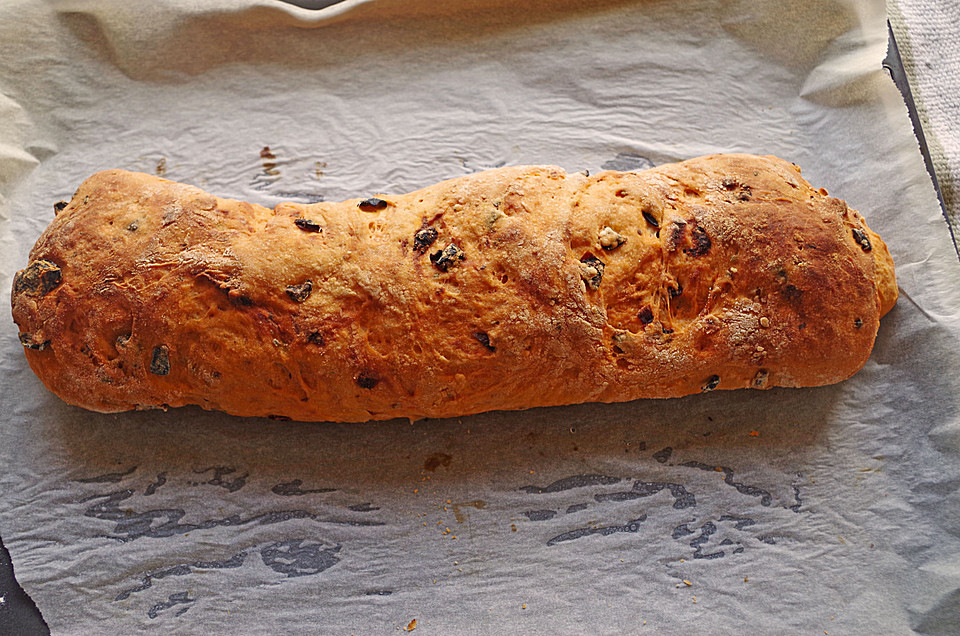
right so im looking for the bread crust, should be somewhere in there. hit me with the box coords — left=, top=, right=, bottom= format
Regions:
left=11, top=154, right=896, bottom=421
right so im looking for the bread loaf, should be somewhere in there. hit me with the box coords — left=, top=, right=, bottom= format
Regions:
left=11, top=154, right=896, bottom=422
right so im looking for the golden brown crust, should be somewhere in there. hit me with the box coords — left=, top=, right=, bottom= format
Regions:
left=11, top=154, right=897, bottom=421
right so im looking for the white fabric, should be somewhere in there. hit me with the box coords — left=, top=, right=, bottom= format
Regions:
left=890, top=0, right=960, bottom=249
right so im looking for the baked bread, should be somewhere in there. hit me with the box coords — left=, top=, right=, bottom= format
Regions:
left=11, top=154, right=896, bottom=422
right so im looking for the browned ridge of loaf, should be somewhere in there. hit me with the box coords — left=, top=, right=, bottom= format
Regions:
left=11, top=154, right=897, bottom=422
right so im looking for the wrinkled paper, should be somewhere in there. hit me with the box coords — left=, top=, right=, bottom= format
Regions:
left=2, top=0, right=959, bottom=633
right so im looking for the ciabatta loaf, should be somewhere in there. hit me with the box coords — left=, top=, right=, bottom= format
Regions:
left=12, top=154, right=897, bottom=422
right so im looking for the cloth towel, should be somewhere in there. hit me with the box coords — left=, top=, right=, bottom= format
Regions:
left=890, top=0, right=960, bottom=253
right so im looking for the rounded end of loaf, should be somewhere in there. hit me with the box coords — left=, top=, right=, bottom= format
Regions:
left=867, top=226, right=897, bottom=318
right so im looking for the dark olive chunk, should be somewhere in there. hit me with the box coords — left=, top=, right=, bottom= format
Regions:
left=14, top=260, right=62, bottom=297
left=430, top=243, right=465, bottom=272
left=356, top=374, right=379, bottom=389
left=294, top=218, right=322, bottom=232
left=578, top=254, right=605, bottom=290
left=18, top=333, right=50, bottom=351
left=637, top=306, right=654, bottom=325
left=722, top=178, right=752, bottom=200
left=413, top=227, right=439, bottom=253
left=683, top=226, right=711, bottom=258
left=358, top=198, right=389, bottom=212
left=286, top=280, right=313, bottom=303
left=150, top=346, right=170, bottom=376
left=851, top=228, right=872, bottom=252
left=473, top=331, right=496, bottom=352
left=702, top=375, right=720, bottom=392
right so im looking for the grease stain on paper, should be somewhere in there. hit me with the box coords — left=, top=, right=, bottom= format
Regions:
left=523, top=509, right=557, bottom=522
left=74, top=466, right=138, bottom=483
left=679, top=461, right=774, bottom=506
left=595, top=481, right=696, bottom=510
left=423, top=453, right=452, bottom=472
left=519, top=474, right=621, bottom=494
left=546, top=516, right=647, bottom=546
left=192, top=466, right=247, bottom=493
left=81, top=488, right=383, bottom=542
left=271, top=479, right=336, bottom=496
left=518, top=446, right=798, bottom=558
left=147, top=591, right=194, bottom=619
left=260, top=540, right=342, bottom=578
left=451, top=500, right=485, bottom=523
left=115, top=552, right=247, bottom=601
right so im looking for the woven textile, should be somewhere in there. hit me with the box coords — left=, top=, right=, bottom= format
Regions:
left=890, top=0, right=960, bottom=251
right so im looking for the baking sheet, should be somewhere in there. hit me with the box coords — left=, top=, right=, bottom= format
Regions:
left=2, top=0, right=960, bottom=633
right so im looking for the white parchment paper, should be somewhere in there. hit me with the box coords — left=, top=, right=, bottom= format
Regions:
left=2, top=0, right=959, bottom=633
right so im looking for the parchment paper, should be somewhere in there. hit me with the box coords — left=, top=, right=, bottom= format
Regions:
left=2, top=0, right=959, bottom=633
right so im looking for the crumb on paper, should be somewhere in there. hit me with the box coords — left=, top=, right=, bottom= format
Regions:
left=404, top=618, right=417, bottom=631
